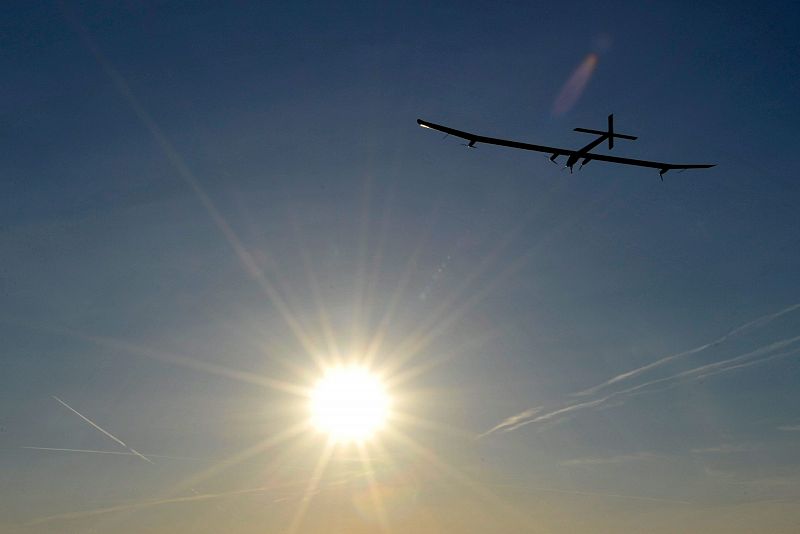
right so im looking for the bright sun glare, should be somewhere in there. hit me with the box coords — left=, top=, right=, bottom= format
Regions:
left=310, top=366, right=390, bottom=443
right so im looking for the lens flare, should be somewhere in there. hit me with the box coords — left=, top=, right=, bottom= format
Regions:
left=552, top=53, right=598, bottom=116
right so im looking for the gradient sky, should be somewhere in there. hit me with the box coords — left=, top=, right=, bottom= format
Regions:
left=3, top=1, right=800, bottom=532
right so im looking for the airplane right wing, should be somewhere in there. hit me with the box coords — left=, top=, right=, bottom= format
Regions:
left=573, top=152, right=716, bottom=176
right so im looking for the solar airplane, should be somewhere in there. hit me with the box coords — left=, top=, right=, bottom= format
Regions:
left=417, top=114, right=714, bottom=179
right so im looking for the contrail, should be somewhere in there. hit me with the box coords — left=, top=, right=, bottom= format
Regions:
left=572, top=303, right=800, bottom=398
left=484, top=335, right=800, bottom=436
left=582, top=339, right=800, bottom=414
left=489, top=396, right=608, bottom=434
left=528, top=338, right=800, bottom=431
left=52, top=396, right=153, bottom=464
left=21, top=446, right=196, bottom=461
left=683, top=346, right=800, bottom=382
left=477, top=407, right=542, bottom=439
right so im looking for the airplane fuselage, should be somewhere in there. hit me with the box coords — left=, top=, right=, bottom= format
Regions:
left=566, top=134, right=609, bottom=168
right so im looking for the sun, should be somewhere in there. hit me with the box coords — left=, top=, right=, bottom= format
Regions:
left=310, top=366, right=390, bottom=443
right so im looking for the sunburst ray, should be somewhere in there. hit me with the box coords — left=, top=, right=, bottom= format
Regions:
left=357, top=442, right=392, bottom=533
left=286, top=440, right=335, bottom=534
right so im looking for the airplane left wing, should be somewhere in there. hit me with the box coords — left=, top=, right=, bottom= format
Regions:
left=417, top=119, right=572, bottom=158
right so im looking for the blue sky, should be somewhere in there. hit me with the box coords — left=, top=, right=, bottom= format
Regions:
left=2, top=1, right=800, bottom=532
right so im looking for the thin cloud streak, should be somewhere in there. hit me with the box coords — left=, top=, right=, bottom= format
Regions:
left=52, top=396, right=153, bottom=464
left=690, top=444, right=757, bottom=454
left=573, top=303, right=800, bottom=398
left=18, top=462, right=366, bottom=528
left=20, top=484, right=305, bottom=527
left=491, top=482, right=691, bottom=505
left=559, top=451, right=664, bottom=466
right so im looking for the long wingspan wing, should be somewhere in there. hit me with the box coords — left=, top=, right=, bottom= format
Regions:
left=418, top=119, right=570, bottom=156
left=576, top=152, right=715, bottom=171
left=417, top=119, right=715, bottom=173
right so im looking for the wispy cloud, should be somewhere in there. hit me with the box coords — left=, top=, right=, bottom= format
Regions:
left=52, top=396, right=153, bottom=464
left=572, top=303, right=800, bottom=398
left=778, top=424, right=800, bottom=432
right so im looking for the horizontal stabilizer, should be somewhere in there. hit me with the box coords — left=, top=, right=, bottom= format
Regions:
left=574, top=127, right=638, bottom=140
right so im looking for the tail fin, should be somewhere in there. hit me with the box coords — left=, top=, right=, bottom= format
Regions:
left=608, top=114, right=614, bottom=149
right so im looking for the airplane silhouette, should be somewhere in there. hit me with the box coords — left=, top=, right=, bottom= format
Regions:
left=417, top=114, right=714, bottom=180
